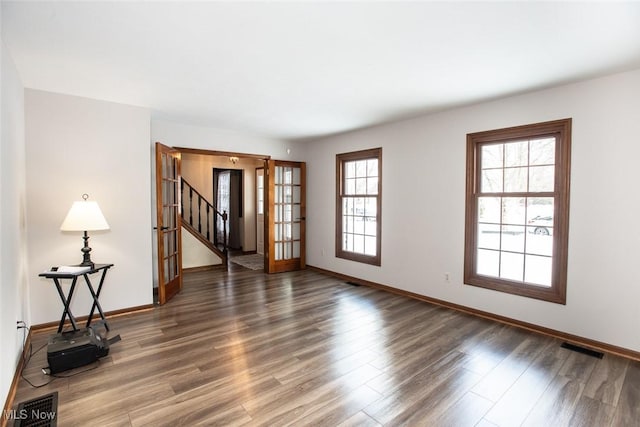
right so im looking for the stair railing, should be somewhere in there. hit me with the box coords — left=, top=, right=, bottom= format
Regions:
left=181, top=178, right=228, bottom=261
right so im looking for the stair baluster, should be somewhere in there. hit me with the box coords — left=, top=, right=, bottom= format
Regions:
left=206, top=204, right=210, bottom=241
left=197, top=194, right=202, bottom=233
left=189, top=186, right=193, bottom=226
left=180, top=179, right=184, bottom=219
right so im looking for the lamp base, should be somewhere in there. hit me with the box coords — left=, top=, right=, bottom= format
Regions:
left=80, top=231, right=95, bottom=269
left=78, top=260, right=95, bottom=268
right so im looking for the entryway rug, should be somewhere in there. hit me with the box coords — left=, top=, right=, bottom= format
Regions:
left=230, top=254, right=264, bottom=270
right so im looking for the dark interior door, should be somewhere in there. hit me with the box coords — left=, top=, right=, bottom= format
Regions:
left=213, top=168, right=242, bottom=249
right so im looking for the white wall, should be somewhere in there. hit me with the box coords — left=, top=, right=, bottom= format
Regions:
left=25, top=90, right=153, bottom=326
left=301, top=69, right=640, bottom=352
left=152, top=119, right=294, bottom=159
left=182, top=231, right=221, bottom=269
left=0, top=38, right=28, bottom=410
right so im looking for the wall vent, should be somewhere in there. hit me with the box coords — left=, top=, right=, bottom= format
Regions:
left=561, top=342, right=604, bottom=359
left=14, top=391, right=58, bottom=427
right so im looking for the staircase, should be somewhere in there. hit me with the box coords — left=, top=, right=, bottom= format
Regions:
left=181, top=178, right=228, bottom=267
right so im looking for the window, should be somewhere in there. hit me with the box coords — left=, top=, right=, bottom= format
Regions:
left=464, top=119, right=571, bottom=304
left=336, top=148, right=382, bottom=266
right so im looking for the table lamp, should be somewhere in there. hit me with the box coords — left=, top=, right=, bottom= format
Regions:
left=60, top=194, right=110, bottom=267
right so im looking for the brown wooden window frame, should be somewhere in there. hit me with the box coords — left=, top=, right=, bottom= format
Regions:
left=336, top=148, right=382, bottom=266
left=464, top=119, right=571, bottom=304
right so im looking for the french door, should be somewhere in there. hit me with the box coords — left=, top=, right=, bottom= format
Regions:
left=155, top=142, right=183, bottom=304
left=266, top=160, right=306, bottom=273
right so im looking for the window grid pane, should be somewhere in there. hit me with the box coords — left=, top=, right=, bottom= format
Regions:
left=477, top=136, right=557, bottom=288
left=274, top=165, right=302, bottom=261
left=476, top=193, right=555, bottom=287
left=344, top=160, right=378, bottom=196
left=342, top=195, right=377, bottom=256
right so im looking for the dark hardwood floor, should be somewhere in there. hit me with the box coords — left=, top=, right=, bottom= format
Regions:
left=12, top=266, right=640, bottom=426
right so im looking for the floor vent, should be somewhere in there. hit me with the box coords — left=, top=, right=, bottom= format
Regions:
left=346, top=281, right=361, bottom=287
left=14, top=391, right=58, bottom=427
left=561, top=342, right=604, bottom=359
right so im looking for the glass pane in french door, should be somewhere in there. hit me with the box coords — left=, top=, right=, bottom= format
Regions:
left=162, top=153, right=179, bottom=283
left=274, top=165, right=302, bottom=260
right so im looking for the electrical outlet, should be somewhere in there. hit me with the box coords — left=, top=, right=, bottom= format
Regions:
left=444, top=273, right=450, bottom=283
left=321, top=248, right=325, bottom=256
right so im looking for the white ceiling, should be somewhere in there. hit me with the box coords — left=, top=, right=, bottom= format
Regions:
left=3, top=1, right=640, bottom=142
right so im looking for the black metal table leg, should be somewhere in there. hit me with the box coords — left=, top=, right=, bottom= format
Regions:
left=53, top=276, right=79, bottom=333
left=85, top=268, right=109, bottom=331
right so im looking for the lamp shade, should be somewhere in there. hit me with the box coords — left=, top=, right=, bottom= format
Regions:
left=60, top=200, right=110, bottom=231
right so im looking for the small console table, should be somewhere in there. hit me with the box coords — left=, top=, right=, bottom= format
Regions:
left=40, top=263, right=114, bottom=333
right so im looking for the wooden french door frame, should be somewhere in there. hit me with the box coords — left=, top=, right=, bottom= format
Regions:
left=265, top=160, right=306, bottom=273
left=155, top=142, right=183, bottom=305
